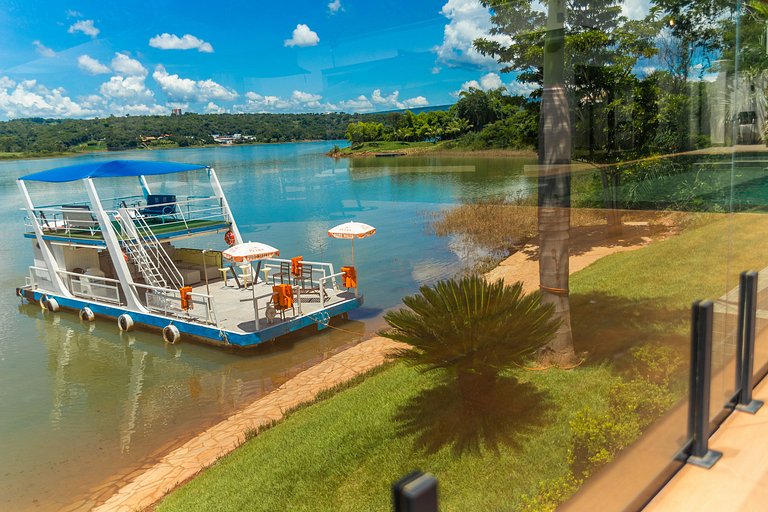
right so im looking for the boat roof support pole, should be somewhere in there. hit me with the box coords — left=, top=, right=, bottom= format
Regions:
left=17, top=180, right=72, bottom=297
left=138, top=175, right=152, bottom=197
left=83, top=178, right=148, bottom=313
left=208, top=167, right=243, bottom=244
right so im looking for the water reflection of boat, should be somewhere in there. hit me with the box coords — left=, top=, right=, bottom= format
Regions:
left=16, top=160, right=362, bottom=348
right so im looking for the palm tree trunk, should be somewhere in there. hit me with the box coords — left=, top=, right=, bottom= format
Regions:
left=538, top=0, right=576, bottom=366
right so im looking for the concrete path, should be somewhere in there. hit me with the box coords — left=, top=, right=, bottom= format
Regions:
left=91, top=336, right=405, bottom=512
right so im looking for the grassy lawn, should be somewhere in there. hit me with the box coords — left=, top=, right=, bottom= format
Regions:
left=157, top=212, right=768, bottom=512
left=570, top=212, right=768, bottom=362
left=157, top=363, right=619, bottom=512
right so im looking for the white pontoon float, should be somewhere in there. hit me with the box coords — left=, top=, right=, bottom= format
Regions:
left=15, top=160, right=362, bottom=347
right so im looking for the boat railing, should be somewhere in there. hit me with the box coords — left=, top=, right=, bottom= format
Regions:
left=27, top=265, right=55, bottom=291
left=57, top=269, right=123, bottom=305
left=119, top=196, right=227, bottom=232
left=131, top=282, right=219, bottom=326
left=263, top=258, right=339, bottom=291
left=23, top=196, right=227, bottom=240
left=319, top=272, right=346, bottom=308
left=26, top=266, right=124, bottom=305
left=23, top=205, right=102, bottom=238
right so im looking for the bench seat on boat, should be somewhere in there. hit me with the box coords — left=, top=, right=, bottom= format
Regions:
left=178, top=268, right=201, bottom=286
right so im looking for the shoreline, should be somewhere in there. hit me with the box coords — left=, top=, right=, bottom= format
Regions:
left=92, top=336, right=406, bottom=512
left=331, top=145, right=537, bottom=159
left=91, top=215, right=676, bottom=512
left=0, top=139, right=340, bottom=163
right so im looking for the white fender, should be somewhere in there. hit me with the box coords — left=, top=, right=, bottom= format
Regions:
left=44, top=297, right=60, bottom=312
left=163, top=324, right=181, bottom=344
left=118, top=314, right=134, bottom=331
left=79, top=307, right=95, bottom=322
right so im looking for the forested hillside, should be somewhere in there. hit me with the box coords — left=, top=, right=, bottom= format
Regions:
left=0, top=112, right=395, bottom=155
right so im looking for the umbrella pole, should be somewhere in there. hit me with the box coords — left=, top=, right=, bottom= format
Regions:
left=352, top=238, right=359, bottom=298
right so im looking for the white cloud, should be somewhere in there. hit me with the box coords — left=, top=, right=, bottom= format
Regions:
left=68, top=19, right=100, bottom=38
left=434, top=0, right=511, bottom=68
left=99, top=75, right=153, bottom=99
left=33, top=41, right=55, bottom=58
left=622, top=0, right=651, bottom=20
left=238, top=88, right=426, bottom=114
left=455, top=72, right=536, bottom=97
left=0, top=77, right=93, bottom=119
left=457, top=72, right=502, bottom=94
left=371, top=89, right=429, bottom=109
left=152, top=65, right=238, bottom=102
left=238, top=89, right=338, bottom=113
left=328, top=0, right=343, bottom=14
left=109, top=103, right=167, bottom=116
left=284, top=24, right=320, bottom=47
left=77, top=55, right=110, bottom=74
left=66, top=9, right=82, bottom=18
left=479, top=72, right=502, bottom=90
left=505, top=80, right=538, bottom=97
left=149, top=33, right=214, bottom=53
left=338, top=95, right=373, bottom=112
left=204, top=102, right=225, bottom=113
left=403, top=96, right=429, bottom=108
left=197, top=78, right=238, bottom=101
left=111, top=53, right=147, bottom=77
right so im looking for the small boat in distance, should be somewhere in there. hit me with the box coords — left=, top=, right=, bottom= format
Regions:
left=15, top=160, right=362, bottom=347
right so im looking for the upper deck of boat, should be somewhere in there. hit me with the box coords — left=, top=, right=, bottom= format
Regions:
left=23, top=194, right=230, bottom=246
left=25, top=218, right=230, bottom=245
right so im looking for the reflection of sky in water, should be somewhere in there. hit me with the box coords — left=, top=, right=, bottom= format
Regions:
left=0, top=142, right=535, bottom=510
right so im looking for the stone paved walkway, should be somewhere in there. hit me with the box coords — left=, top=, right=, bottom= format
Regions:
left=92, top=336, right=405, bottom=512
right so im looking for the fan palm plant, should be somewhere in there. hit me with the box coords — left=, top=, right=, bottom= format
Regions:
left=383, top=276, right=560, bottom=399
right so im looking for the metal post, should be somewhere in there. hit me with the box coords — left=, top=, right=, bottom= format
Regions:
left=736, top=271, right=763, bottom=413
left=687, top=300, right=722, bottom=468
left=393, top=471, right=438, bottom=512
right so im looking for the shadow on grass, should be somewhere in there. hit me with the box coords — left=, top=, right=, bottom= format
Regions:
left=570, top=292, right=689, bottom=365
left=394, top=375, right=551, bottom=456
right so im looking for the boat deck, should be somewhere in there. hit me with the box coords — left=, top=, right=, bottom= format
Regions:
left=192, top=277, right=356, bottom=335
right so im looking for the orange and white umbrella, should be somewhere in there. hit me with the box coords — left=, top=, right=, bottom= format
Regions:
left=328, top=221, right=376, bottom=267
left=222, top=241, right=280, bottom=262
left=222, top=241, right=280, bottom=328
left=327, top=221, right=376, bottom=240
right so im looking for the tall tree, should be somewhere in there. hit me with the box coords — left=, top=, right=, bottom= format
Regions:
left=537, top=0, right=577, bottom=365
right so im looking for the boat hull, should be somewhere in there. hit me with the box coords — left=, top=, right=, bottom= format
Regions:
left=16, top=287, right=363, bottom=348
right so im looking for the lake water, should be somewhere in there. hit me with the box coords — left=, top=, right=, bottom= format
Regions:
left=0, top=141, right=535, bottom=510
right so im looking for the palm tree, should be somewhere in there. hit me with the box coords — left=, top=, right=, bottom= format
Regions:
left=538, top=0, right=577, bottom=365
left=382, top=276, right=560, bottom=398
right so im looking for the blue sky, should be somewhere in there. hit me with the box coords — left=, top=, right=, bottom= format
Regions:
left=0, top=0, right=655, bottom=120
left=0, top=0, right=544, bottom=119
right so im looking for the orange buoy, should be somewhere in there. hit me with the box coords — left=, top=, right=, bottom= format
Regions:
left=224, top=230, right=236, bottom=246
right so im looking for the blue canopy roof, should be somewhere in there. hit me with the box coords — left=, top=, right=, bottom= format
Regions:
left=19, top=160, right=208, bottom=182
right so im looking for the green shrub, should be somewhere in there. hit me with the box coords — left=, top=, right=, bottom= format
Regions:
left=518, top=475, right=581, bottom=512
left=568, top=405, right=641, bottom=479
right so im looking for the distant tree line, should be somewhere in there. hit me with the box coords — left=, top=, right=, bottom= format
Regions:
left=0, top=112, right=395, bottom=154
left=345, top=88, right=539, bottom=150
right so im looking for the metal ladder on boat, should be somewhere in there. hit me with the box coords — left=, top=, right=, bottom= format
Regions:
left=116, top=208, right=183, bottom=291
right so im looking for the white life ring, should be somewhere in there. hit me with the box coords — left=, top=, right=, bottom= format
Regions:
left=79, top=307, right=95, bottom=322
left=118, top=314, right=134, bottom=331
left=163, top=324, right=181, bottom=344
left=45, top=297, right=60, bottom=312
